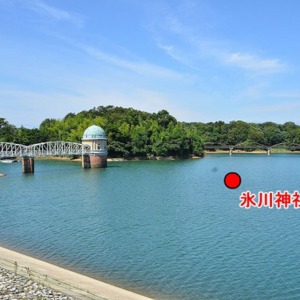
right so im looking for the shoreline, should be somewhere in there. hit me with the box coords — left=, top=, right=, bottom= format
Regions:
left=0, top=246, right=153, bottom=300
left=35, top=155, right=202, bottom=163
left=34, top=150, right=300, bottom=163
left=205, top=150, right=300, bottom=154
left=2, top=151, right=299, bottom=169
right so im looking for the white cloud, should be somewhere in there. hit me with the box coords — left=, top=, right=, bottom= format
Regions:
left=79, top=44, right=184, bottom=79
left=78, top=86, right=204, bottom=123
left=165, top=15, right=189, bottom=36
left=150, top=7, right=287, bottom=77
left=0, top=84, right=189, bottom=127
left=0, top=88, right=85, bottom=127
left=234, top=83, right=269, bottom=100
left=222, top=52, right=286, bottom=74
left=25, top=0, right=83, bottom=26
left=156, top=40, right=200, bottom=71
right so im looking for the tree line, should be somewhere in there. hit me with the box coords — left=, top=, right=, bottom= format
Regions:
left=1, top=106, right=300, bottom=158
left=189, top=120, right=300, bottom=146
left=0, top=106, right=203, bottom=158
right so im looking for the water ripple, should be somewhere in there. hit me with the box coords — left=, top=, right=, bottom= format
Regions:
left=1, top=157, right=300, bottom=299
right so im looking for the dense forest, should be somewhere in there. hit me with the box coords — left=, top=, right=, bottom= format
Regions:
left=1, top=106, right=300, bottom=158
left=0, top=106, right=203, bottom=158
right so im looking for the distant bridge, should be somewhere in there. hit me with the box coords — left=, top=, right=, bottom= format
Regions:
left=204, top=142, right=300, bottom=154
left=0, top=141, right=91, bottom=158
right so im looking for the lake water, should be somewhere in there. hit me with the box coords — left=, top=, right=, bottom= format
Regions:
left=1, top=154, right=300, bottom=299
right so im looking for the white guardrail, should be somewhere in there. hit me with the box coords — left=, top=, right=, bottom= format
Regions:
left=0, top=142, right=91, bottom=158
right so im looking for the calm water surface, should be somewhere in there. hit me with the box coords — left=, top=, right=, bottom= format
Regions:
left=1, top=154, right=300, bottom=299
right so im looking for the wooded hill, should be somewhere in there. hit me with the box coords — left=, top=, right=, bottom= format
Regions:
left=0, top=106, right=203, bottom=158
left=1, top=106, right=300, bottom=158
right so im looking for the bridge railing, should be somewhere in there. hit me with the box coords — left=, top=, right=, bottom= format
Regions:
left=0, top=142, right=27, bottom=158
left=204, top=142, right=300, bottom=152
left=0, top=142, right=91, bottom=158
left=204, top=144, right=233, bottom=150
left=204, top=143, right=269, bottom=151
left=25, top=142, right=91, bottom=157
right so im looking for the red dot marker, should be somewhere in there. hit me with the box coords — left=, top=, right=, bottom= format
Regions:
left=224, top=172, right=241, bottom=189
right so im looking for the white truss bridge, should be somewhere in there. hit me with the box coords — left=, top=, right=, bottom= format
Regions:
left=0, top=142, right=91, bottom=158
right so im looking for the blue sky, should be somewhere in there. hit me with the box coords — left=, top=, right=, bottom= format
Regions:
left=1, top=0, right=300, bottom=127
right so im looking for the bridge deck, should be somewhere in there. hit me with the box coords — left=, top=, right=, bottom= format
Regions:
left=0, top=142, right=91, bottom=158
left=204, top=143, right=300, bottom=151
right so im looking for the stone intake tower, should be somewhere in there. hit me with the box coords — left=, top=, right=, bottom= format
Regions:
left=82, top=125, right=108, bottom=168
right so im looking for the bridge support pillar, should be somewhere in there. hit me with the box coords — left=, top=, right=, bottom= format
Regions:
left=267, top=148, right=271, bottom=156
left=82, top=154, right=91, bottom=168
left=90, top=154, right=107, bottom=168
left=229, top=148, right=233, bottom=156
left=22, top=156, right=34, bottom=174
left=82, top=154, right=107, bottom=169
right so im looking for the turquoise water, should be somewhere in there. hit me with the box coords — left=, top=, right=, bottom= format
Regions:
left=1, top=155, right=300, bottom=299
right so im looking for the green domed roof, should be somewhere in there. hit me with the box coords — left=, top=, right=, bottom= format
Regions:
left=82, top=125, right=107, bottom=140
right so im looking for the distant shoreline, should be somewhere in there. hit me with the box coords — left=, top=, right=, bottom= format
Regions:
left=2, top=151, right=298, bottom=167
left=205, top=149, right=300, bottom=154
left=35, top=155, right=202, bottom=163
left=33, top=150, right=300, bottom=163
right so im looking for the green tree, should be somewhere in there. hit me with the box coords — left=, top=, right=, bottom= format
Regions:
left=13, top=127, right=43, bottom=145
left=262, top=122, right=285, bottom=146
left=155, top=110, right=177, bottom=128
left=283, top=122, right=298, bottom=145
left=247, top=125, right=265, bottom=144
left=131, top=125, right=148, bottom=156
left=0, top=118, right=17, bottom=142
left=227, top=121, right=250, bottom=145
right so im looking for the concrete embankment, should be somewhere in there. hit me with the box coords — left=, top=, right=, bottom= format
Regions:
left=0, top=267, right=74, bottom=299
left=0, top=246, right=153, bottom=300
